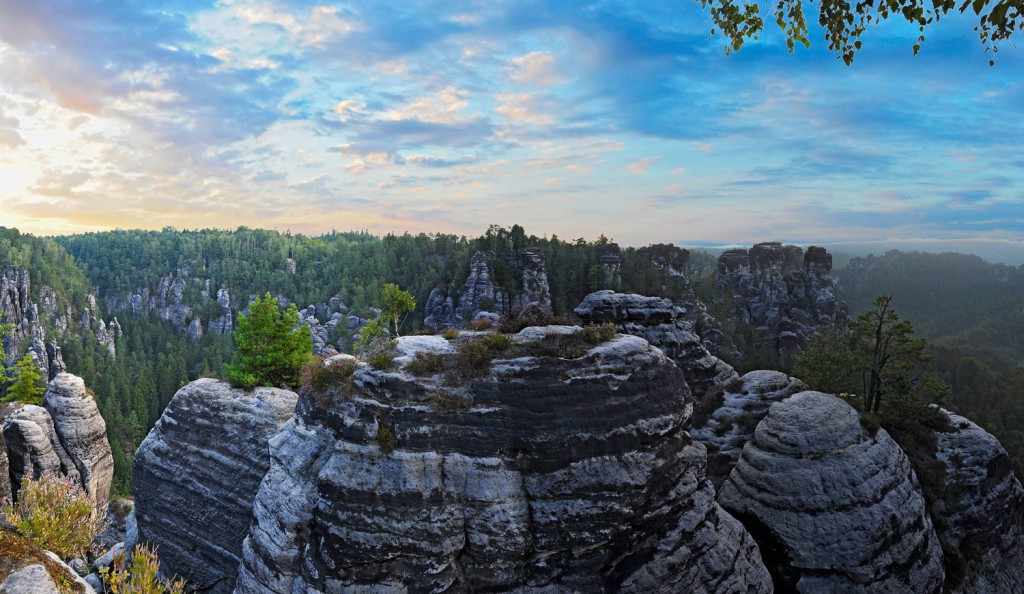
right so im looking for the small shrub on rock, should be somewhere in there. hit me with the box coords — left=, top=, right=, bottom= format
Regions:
left=405, top=353, right=445, bottom=376
left=301, top=357, right=358, bottom=391
left=99, top=543, right=185, bottom=594
left=498, top=309, right=575, bottom=334
left=480, top=332, right=513, bottom=352
left=369, top=352, right=395, bottom=371
left=467, top=318, right=494, bottom=331
left=430, top=390, right=472, bottom=412
left=442, top=328, right=459, bottom=340
left=579, top=322, right=617, bottom=344
left=1, top=474, right=106, bottom=559
left=376, top=425, right=396, bottom=454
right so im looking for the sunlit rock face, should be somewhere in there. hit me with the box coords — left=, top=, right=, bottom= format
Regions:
left=574, top=290, right=738, bottom=403
left=715, top=243, right=847, bottom=363
left=2, top=373, right=112, bottom=508
left=235, top=330, right=771, bottom=593
left=718, top=391, right=945, bottom=593
left=131, top=379, right=298, bottom=594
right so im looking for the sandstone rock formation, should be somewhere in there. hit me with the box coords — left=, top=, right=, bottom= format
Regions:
left=208, top=287, right=233, bottom=334
left=2, top=373, right=113, bottom=506
left=235, top=330, right=771, bottom=593
left=689, top=369, right=804, bottom=488
left=42, top=373, right=114, bottom=503
left=0, top=527, right=96, bottom=594
left=718, top=391, right=945, bottom=593
left=933, top=410, right=1024, bottom=594
left=1, top=267, right=72, bottom=380
left=574, top=290, right=738, bottom=402
left=444, top=249, right=553, bottom=326
left=596, top=242, right=622, bottom=285
left=423, top=287, right=457, bottom=328
left=715, top=242, right=847, bottom=362
left=132, top=379, right=299, bottom=594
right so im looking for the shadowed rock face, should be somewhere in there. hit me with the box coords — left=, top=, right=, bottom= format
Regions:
left=2, top=373, right=112, bottom=507
left=714, top=243, right=847, bottom=363
left=689, top=370, right=804, bottom=489
left=718, top=391, right=945, bottom=593
left=236, top=330, right=771, bottom=593
left=131, top=379, right=298, bottom=594
left=575, top=291, right=738, bottom=403
left=933, top=410, right=1024, bottom=594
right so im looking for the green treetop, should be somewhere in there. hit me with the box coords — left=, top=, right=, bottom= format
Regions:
left=3, top=353, right=46, bottom=405
left=381, top=283, right=416, bottom=337
left=226, top=293, right=313, bottom=389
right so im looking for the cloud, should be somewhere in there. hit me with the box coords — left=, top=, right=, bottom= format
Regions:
left=625, top=157, right=661, bottom=174
left=506, top=52, right=565, bottom=85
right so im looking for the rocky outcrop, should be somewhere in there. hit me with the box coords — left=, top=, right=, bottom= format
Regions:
left=596, top=242, right=622, bottom=285
left=2, top=373, right=112, bottom=506
left=574, top=290, right=738, bottom=402
left=718, top=391, right=945, bottom=593
left=2, top=374, right=112, bottom=506
left=0, top=527, right=96, bottom=594
left=689, top=370, right=804, bottom=488
left=423, top=287, right=458, bottom=328
left=637, top=243, right=689, bottom=278
left=236, top=330, right=771, bottom=593
left=131, top=379, right=299, bottom=594
left=208, top=287, right=233, bottom=334
left=452, top=249, right=553, bottom=324
left=715, top=242, right=848, bottom=362
left=933, top=410, right=1024, bottom=593
left=1, top=267, right=68, bottom=380
left=42, top=373, right=114, bottom=504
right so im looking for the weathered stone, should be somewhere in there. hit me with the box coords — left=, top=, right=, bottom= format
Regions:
left=236, top=331, right=771, bottom=593
left=132, top=379, right=298, bottom=594
left=690, top=370, right=804, bottom=489
left=42, top=373, right=114, bottom=505
left=575, top=291, right=738, bottom=402
left=715, top=243, right=848, bottom=363
left=454, top=250, right=553, bottom=324
left=0, top=527, right=96, bottom=593
left=933, top=409, right=1024, bottom=594
left=423, top=287, right=457, bottom=328
left=718, top=391, right=945, bottom=593
left=4, top=405, right=81, bottom=496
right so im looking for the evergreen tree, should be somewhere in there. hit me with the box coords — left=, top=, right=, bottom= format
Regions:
left=4, top=354, right=46, bottom=405
left=226, top=293, right=313, bottom=389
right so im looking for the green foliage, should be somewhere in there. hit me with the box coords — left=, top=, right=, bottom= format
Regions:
left=353, top=319, right=387, bottom=354
left=441, top=328, right=459, bottom=340
left=99, top=543, right=185, bottom=594
left=696, top=0, right=1021, bottom=65
left=381, top=283, right=416, bottom=337
left=579, top=322, right=617, bottom=344
left=226, top=293, right=313, bottom=389
left=2, top=473, right=106, bottom=559
left=405, top=353, right=445, bottom=376
left=429, top=390, right=472, bottom=412
left=480, top=332, right=514, bottom=352
left=301, top=356, right=358, bottom=391
left=376, top=424, right=396, bottom=453
left=792, top=327, right=860, bottom=396
left=3, top=354, right=45, bottom=405
left=369, top=351, right=395, bottom=371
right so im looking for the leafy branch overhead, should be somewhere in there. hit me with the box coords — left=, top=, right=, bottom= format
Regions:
left=697, top=0, right=1023, bottom=64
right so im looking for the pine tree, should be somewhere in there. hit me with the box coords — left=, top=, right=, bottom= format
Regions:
left=226, top=293, right=313, bottom=389
left=4, top=353, right=46, bottom=405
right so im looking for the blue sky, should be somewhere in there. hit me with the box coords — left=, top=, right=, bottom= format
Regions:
left=0, top=0, right=1021, bottom=247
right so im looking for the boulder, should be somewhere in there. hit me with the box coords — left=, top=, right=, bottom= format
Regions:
left=689, top=370, right=804, bottom=488
left=236, top=330, right=771, bottom=593
left=131, top=379, right=299, bottom=594
left=718, top=391, right=945, bottom=593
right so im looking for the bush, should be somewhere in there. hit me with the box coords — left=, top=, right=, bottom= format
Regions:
left=376, top=425, right=396, bottom=454
left=442, top=328, right=459, bottom=340
left=430, top=390, right=472, bottom=412
left=369, top=352, right=395, bottom=371
left=579, top=323, right=617, bottom=344
left=480, top=332, right=513, bottom=352
left=301, top=357, right=358, bottom=391
left=467, top=318, right=494, bottom=331
left=2, top=474, right=106, bottom=559
left=99, top=543, right=185, bottom=594
left=498, top=309, right=575, bottom=334
left=405, top=353, right=444, bottom=376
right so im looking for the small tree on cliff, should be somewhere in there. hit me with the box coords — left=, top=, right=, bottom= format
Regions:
left=226, top=293, right=313, bottom=389
left=381, top=283, right=416, bottom=337
left=3, top=353, right=46, bottom=405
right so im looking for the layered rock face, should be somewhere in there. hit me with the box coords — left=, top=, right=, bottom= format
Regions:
left=933, top=410, right=1024, bottom=594
left=433, top=249, right=553, bottom=327
left=718, top=391, right=945, bottom=593
left=715, top=243, right=848, bottom=361
left=131, top=379, right=298, bottom=594
left=2, top=373, right=113, bottom=506
left=1, top=267, right=71, bottom=380
left=236, top=330, right=771, bottom=593
left=689, top=370, right=804, bottom=488
left=574, top=290, right=738, bottom=402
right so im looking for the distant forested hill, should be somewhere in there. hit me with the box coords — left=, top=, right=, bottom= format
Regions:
left=836, top=250, right=1024, bottom=473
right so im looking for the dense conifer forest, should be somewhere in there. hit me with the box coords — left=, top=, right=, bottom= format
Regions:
left=2, top=225, right=1023, bottom=490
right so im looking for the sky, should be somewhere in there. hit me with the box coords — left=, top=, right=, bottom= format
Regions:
left=0, top=1, right=1022, bottom=247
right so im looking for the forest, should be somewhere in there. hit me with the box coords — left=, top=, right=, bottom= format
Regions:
left=2, top=225, right=1023, bottom=491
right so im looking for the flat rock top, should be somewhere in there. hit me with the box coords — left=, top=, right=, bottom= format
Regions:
left=574, top=290, right=678, bottom=324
